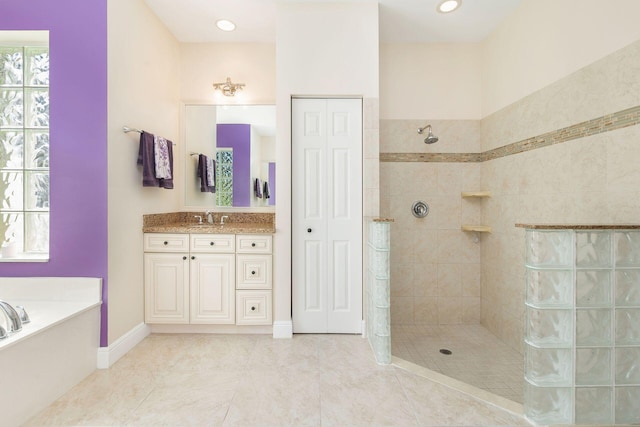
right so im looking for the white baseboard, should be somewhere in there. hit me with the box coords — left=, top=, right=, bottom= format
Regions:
left=272, top=320, right=293, bottom=338
left=97, top=323, right=151, bottom=369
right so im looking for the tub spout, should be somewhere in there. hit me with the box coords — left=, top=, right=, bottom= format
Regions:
left=0, top=300, right=22, bottom=334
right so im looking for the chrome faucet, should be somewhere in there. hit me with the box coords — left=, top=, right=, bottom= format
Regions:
left=205, top=210, right=214, bottom=224
left=194, top=215, right=203, bottom=224
left=0, top=300, right=23, bottom=335
left=220, top=215, right=229, bottom=225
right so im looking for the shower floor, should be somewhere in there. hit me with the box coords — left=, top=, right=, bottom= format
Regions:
left=391, top=324, right=524, bottom=403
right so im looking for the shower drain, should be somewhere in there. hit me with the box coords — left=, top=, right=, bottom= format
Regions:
left=439, top=348, right=452, bottom=355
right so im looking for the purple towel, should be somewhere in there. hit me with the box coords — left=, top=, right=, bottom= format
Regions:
left=197, top=154, right=215, bottom=193
left=137, top=131, right=173, bottom=189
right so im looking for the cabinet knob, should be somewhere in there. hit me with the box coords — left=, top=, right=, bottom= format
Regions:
left=251, top=271, right=256, bottom=275
left=191, top=256, right=195, bottom=260
left=163, top=241, right=168, bottom=245
left=251, top=306, right=256, bottom=311
left=307, top=228, right=312, bottom=233
left=251, top=243, right=256, bottom=247
left=182, top=256, right=187, bottom=260
left=210, top=241, right=215, bottom=246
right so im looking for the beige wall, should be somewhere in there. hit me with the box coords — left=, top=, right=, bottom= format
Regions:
left=482, top=0, right=640, bottom=116
left=380, top=43, right=482, bottom=120
left=107, top=0, right=181, bottom=344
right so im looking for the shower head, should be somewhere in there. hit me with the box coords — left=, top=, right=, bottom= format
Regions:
left=417, top=124, right=439, bottom=144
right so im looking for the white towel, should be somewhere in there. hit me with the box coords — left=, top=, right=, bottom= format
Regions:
left=206, top=157, right=215, bottom=187
left=153, top=136, right=172, bottom=179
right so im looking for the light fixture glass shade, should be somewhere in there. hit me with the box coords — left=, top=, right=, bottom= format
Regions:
left=216, top=19, right=236, bottom=31
left=437, top=0, right=461, bottom=13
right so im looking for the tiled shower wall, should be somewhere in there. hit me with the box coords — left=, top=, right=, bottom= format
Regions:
left=380, top=121, right=483, bottom=325
left=481, top=39, right=640, bottom=353
left=381, top=39, right=640, bottom=352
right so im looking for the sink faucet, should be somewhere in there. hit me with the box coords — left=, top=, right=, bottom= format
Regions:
left=205, top=210, right=214, bottom=224
left=220, top=215, right=229, bottom=225
left=0, top=300, right=23, bottom=335
left=194, top=215, right=203, bottom=224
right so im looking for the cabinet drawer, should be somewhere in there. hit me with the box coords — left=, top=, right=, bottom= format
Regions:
left=236, top=290, right=272, bottom=325
left=236, top=254, right=272, bottom=289
left=236, top=234, right=273, bottom=253
left=190, top=234, right=235, bottom=253
left=144, top=233, right=189, bottom=252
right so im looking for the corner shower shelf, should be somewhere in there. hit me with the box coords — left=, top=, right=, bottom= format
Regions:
left=461, top=225, right=492, bottom=233
left=461, top=191, right=492, bottom=198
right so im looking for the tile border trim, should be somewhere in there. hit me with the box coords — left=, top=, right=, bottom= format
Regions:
left=381, top=105, right=640, bottom=163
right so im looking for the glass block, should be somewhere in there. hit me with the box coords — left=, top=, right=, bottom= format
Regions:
left=368, top=221, right=389, bottom=250
left=372, top=306, right=390, bottom=336
left=0, top=130, right=24, bottom=168
left=24, top=130, right=49, bottom=169
left=576, top=231, right=612, bottom=268
left=576, top=270, right=611, bottom=307
left=0, top=211, right=23, bottom=251
left=526, top=268, right=572, bottom=307
left=576, top=348, right=612, bottom=385
left=526, top=307, right=572, bottom=347
left=372, top=277, right=390, bottom=308
left=24, top=88, right=49, bottom=128
left=615, top=309, right=640, bottom=345
left=369, top=248, right=390, bottom=279
left=524, top=382, right=572, bottom=425
left=371, top=333, right=391, bottom=365
left=24, top=47, right=49, bottom=86
left=0, top=47, right=23, bottom=86
left=615, top=231, right=640, bottom=267
left=615, top=386, right=640, bottom=425
left=0, top=171, right=24, bottom=209
left=526, top=230, right=573, bottom=267
left=615, top=348, right=640, bottom=384
left=576, top=309, right=612, bottom=346
left=575, top=387, right=612, bottom=425
left=25, top=171, right=49, bottom=210
left=0, top=89, right=24, bottom=127
left=525, top=346, right=572, bottom=386
left=24, top=212, right=48, bottom=253
left=615, top=269, right=640, bottom=306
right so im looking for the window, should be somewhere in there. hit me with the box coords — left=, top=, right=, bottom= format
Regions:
left=0, top=37, right=50, bottom=259
left=215, top=149, right=233, bottom=207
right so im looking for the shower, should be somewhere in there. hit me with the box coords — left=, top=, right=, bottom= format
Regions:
left=418, top=124, right=439, bottom=144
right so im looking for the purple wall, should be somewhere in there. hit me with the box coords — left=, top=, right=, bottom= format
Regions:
left=268, top=162, right=276, bottom=206
left=1, top=0, right=109, bottom=346
left=217, top=124, right=251, bottom=207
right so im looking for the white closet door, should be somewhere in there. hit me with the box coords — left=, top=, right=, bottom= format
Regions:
left=292, top=98, right=362, bottom=333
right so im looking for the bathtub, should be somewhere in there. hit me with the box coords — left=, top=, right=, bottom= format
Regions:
left=0, top=277, right=102, bottom=427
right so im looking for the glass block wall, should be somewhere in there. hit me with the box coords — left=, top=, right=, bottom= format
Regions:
left=0, top=45, right=50, bottom=254
left=524, top=228, right=640, bottom=425
left=366, top=219, right=392, bottom=364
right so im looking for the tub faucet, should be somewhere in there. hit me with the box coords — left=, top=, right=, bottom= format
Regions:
left=0, top=300, right=22, bottom=334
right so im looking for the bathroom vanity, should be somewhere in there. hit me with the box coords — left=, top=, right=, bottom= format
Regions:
left=143, top=213, right=275, bottom=327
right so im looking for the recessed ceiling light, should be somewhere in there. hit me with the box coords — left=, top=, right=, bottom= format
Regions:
left=216, top=19, right=236, bottom=32
left=437, top=0, right=462, bottom=13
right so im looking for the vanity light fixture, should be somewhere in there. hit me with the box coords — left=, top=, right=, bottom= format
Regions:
left=213, top=77, right=245, bottom=97
left=437, top=0, right=462, bottom=13
left=216, top=19, right=236, bottom=31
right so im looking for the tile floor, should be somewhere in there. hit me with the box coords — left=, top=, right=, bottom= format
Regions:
left=391, top=324, right=525, bottom=403
left=25, top=333, right=531, bottom=427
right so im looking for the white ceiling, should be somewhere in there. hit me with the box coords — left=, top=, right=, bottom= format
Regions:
left=144, top=0, right=523, bottom=43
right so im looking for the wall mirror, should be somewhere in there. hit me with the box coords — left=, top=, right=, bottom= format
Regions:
left=184, top=104, right=275, bottom=211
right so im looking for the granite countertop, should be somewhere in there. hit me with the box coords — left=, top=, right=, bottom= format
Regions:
left=516, top=223, right=640, bottom=230
left=143, top=212, right=275, bottom=234
left=143, top=222, right=275, bottom=234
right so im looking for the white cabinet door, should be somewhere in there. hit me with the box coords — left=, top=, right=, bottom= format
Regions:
left=292, top=98, right=363, bottom=333
left=144, top=253, right=189, bottom=324
left=190, top=253, right=235, bottom=324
